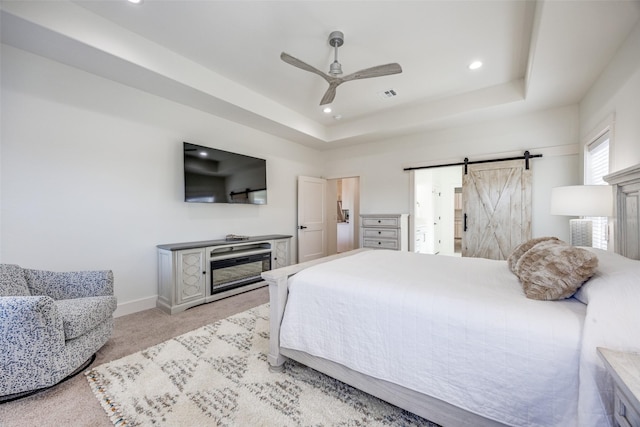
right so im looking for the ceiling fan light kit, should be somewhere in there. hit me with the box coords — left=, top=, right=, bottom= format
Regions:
left=281, top=30, right=402, bottom=106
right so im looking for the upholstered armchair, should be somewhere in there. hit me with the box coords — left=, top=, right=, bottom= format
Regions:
left=0, top=264, right=117, bottom=400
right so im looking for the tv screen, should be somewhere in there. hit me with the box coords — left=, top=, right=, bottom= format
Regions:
left=183, top=142, right=267, bottom=204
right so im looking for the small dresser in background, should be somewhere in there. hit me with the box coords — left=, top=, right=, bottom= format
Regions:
left=360, top=214, right=409, bottom=251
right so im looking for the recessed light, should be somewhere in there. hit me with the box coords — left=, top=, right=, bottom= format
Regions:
left=127, top=0, right=143, bottom=4
left=323, top=107, right=332, bottom=113
left=469, top=61, right=483, bottom=70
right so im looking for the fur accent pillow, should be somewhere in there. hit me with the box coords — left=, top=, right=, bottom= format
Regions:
left=515, top=240, right=599, bottom=300
left=507, top=236, right=561, bottom=273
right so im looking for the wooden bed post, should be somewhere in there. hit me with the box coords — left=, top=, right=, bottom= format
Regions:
left=266, top=273, right=289, bottom=371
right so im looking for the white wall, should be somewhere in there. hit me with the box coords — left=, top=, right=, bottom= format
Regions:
left=0, top=46, right=321, bottom=314
left=323, top=105, right=581, bottom=241
left=580, top=21, right=640, bottom=173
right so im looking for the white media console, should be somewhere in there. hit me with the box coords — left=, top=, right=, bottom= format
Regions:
left=156, top=234, right=291, bottom=314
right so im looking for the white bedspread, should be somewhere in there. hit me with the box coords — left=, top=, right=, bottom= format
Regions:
left=280, top=250, right=589, bottom=426
left=575, top=248, right=640, bottom=427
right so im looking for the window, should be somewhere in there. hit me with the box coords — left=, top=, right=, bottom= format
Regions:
left=585, top=131, right=610, bottom=249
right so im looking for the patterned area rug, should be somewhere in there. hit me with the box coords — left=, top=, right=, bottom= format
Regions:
left=86, top=304, right=438, bottom=426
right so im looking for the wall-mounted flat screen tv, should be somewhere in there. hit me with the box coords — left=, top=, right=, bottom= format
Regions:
left=183, top=142, right=267, bottom=204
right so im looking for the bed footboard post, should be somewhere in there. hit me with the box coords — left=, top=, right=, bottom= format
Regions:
left=262, top=270, right=289, bottom=370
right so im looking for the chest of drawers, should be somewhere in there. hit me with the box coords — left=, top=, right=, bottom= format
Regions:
left=360, top=214, right=409, bottom=251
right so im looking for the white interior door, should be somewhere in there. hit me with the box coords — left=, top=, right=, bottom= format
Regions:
left=297, top=176, right=327, bottom=263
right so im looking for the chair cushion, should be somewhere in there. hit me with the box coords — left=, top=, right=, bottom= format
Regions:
left=54, top=296, right=117, bottom=340
left=0, top=264, right=31, bottom=297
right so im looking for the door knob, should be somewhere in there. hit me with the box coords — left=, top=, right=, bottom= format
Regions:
left=298, top=225, right=308, bottom=230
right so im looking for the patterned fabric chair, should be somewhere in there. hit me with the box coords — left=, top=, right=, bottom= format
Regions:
left=0, top=264, right=117, bottom=400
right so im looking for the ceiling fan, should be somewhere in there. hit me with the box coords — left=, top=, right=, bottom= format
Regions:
left=281, top=31, right=402, bottom=106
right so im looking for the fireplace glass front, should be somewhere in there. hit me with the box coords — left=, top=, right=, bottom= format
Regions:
left=210, top=252, right=270, bottom=294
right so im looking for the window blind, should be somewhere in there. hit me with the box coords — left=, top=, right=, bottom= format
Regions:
left=585, top=132, right=610, bottom=249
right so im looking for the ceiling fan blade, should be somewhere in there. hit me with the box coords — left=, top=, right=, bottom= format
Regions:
left=342, top=63, right=403, bottom=82
left=320, top=81, right=341, bottom=105
left=281, top=52, right=331, bottom=83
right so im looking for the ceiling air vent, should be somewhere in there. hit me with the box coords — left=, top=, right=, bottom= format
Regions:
left=377, top=89, right=398, bottom=100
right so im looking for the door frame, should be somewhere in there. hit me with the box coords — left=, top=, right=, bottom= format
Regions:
left=296, top=175, right=361, bottom=262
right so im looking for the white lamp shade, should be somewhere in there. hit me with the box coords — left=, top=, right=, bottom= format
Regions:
left=550, top=185, right=613, bottom=217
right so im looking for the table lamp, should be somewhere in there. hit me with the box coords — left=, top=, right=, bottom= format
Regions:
left=550, top=185, right=613, bottom=246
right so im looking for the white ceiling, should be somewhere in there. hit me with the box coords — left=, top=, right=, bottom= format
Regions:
left=2, top=0, right=639, bottom=149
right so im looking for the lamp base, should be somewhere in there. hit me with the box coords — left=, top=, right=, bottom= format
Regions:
left=569, top=219, right=593, bottom=246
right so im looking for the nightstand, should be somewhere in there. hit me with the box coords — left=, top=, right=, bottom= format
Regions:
left=598, top=347, right=640, bottom=427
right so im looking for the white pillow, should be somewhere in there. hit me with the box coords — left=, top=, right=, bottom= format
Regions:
left=573, top=247, right=640, bottom=304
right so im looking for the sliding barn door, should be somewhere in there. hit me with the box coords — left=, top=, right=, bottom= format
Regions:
left=462, top=160, right=531, bottom=260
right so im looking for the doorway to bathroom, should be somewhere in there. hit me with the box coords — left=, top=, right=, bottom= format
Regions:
left=413, top=166, right=462, bottom=256
left=328, top=177, right=360, bottom=254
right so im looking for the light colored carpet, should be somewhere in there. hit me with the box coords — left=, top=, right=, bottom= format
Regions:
left=86, top=304, right=436, bottom=426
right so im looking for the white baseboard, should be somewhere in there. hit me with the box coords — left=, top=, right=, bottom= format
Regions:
left=113, top=295, right=157, bottom=318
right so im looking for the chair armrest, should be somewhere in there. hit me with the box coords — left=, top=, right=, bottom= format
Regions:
left=24, top=269, right=114, bottom=300
left=0, top=296, right=65, bottom=394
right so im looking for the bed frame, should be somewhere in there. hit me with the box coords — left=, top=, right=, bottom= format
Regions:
left=262, top=164, right=640, bottom=427
left=262, top=248, right=506, bottom=427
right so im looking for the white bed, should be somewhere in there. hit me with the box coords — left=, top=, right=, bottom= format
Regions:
left=262, top=164, right=640, bottom=427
